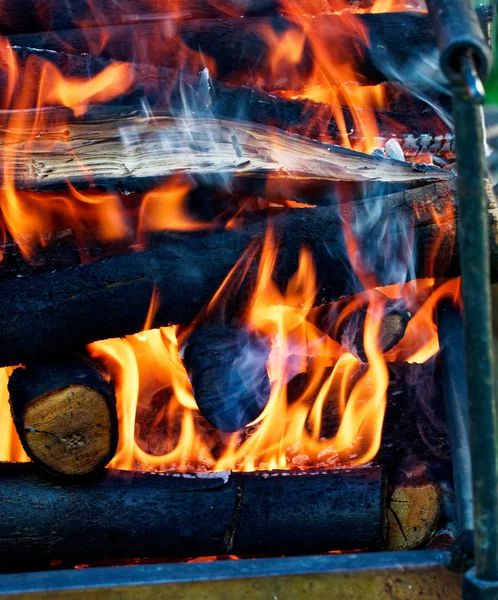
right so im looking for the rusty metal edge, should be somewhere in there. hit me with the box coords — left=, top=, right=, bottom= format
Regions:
left=0, top=550, right=462, bottom=599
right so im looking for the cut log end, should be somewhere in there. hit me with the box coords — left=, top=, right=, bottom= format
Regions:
left=23, top=384, right=114, bottom=476
left=386, top=461, right=442, bottom=550
left=8, top=358, right=118, bottom=478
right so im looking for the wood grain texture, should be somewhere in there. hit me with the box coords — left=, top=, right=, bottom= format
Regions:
left=23, top=386, right=113, bottom=476
left=8, top=357, right=118, bottom=478
left=0, top=112, right=453, bottom=192
left=386, top=462, right=442, bottom=550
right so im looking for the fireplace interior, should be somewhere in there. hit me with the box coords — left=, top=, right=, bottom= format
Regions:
left=0, top=0, right=495, bottom=598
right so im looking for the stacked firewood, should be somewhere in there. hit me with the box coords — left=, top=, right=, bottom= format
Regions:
left=0, top=0, right=481, bottom=563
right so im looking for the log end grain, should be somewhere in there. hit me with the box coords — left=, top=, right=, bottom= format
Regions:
left=386, top=461, right=441, bottom=550
left=8, top=357, right=118, bottom=478
left=23, top=384, right=115, bottom=476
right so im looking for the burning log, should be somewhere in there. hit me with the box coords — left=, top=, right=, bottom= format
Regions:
left=7, top=13, right=436, bottom=87
left=0, top=463, right=384, bottom=562
left=0, top=49, right=453, bottom=159
left=0, top=111, right=453, bottom=193
left=386, top=459, right=442, bottom=550
left=8, top=357, right=118, bottom=478
left=286, top=361, right=447, bottom=467
left=182, top=321, right=271, bottom=432
left=316, top=292, right=412, bottom=362
left=0, top=182, right=473, bottom=367
left=0, top=0, right=391, bottom=34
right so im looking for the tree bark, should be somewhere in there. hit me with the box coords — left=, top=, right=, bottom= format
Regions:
left=0, top=183, right=467, bottom=367
left=0, top=110, right=453, bottom=193
left=7, top=13, right=436, bottom=87
left=0, top=463, right=384, bottom=562
left=8, top=356, right=118, bottom=478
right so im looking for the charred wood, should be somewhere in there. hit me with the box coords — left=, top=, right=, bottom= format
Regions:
left=316, top=291, right=412, bottom=362
left=8, top=356, right=118, bottom=478
left=0, top=49, right=453, bottom=158
left=0, top=463, right=384, bottom=562
left=0, top=0, right=386, bottom=34
left=7, top=14, right=436, bottom=88
left=0, top=183, right=466, bottom=367
left=0, top=183, right=483, bottom=367
left=287, top=361, right=448, bottom=466
left=0, top=110, right=453, bottom=193
left=182, top=321, right=271, bottom=432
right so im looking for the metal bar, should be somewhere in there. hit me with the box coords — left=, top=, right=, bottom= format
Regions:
left=426, top=0, right=498, bottom=587
left=452, top=75, right=498, bottom=584
left=437, top=301, right=474, bottom=565
left=0, top=551, right=461, bottom=600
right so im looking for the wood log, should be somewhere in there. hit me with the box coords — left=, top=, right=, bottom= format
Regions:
left=0, top=109, right=453, bottom=193
left=182, top=321, right=271, bottom=432
left=0, top=463, right=384, bottom=562
left=386, top=459, right=441, bottom=550
left=0, top=182, right=467, bottom=367
left=7, top=13, right=436, bottom=87
left=1, top=49, right=453, bottom=158
left=0, top=0, right=388, bottom=34
left=7, top=357, right=118, bottom=478
left=315, top=291, right=412, bottom=362
left=286, top=361, right=448, bottom=467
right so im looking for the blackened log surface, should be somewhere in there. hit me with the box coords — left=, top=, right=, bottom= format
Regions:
left=0, top=464, right=384, bottom=562
left=7, top=14, right=435, bottom=87
left=0, top=0, right=283, bottom=34
left=230, top=468, right=384, bottom=554
left=0, top=1, right=390, bottom=34
left=8, top=357, right=118, bottom=478
left=0, top=183, right=467, bottom=367
left=182, top=322, right=271, bottom=432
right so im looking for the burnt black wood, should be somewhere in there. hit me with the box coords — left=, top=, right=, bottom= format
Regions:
left=0, top=463, right=384, bottom=562
left=7, top=13, right=435, bottom=87
left=8, top=356, right=119, bottom=479
left=0, top=184, right=459, bottom=367
left=286, top=361, right=448, bottom=466
left=182, top=321, right=271, bottom=432
left=0, top=0, right=284, bottom=34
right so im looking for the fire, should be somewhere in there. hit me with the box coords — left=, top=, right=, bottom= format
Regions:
left=256, top=2, right=387, bottom=153
left=0, top=0, right=455, bottom=472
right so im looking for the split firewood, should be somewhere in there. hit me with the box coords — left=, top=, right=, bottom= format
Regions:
left=8, top=356, right=118, bottom=478
left=0, top=49, right=453, bottom=159
left=0, top=110, right=453, bottom=193
left=386, top=458, right=442, bottom=550
left=314, top=291, right=411, bottom=362
left=181, top=321, right=271, bottom=432
left=0, top=464, right=384, bottom=562
left=7, top=13, right=436, bottom=87
left=0, top=182, right=483, bottom=368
